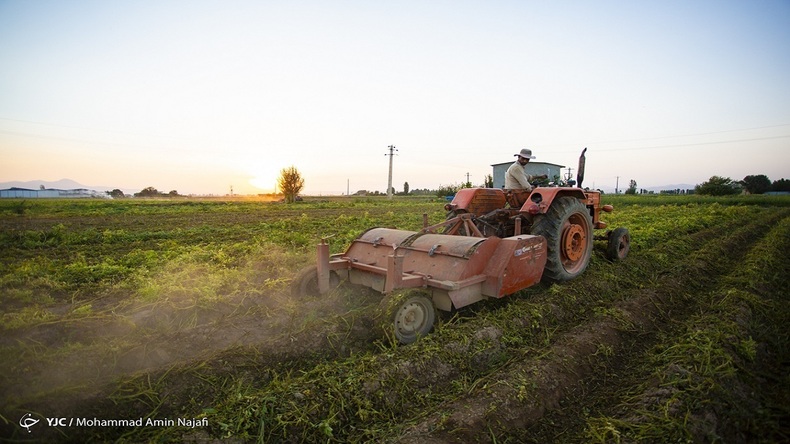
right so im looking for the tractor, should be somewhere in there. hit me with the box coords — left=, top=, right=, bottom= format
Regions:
left=293, top=149, right=630, bottom=343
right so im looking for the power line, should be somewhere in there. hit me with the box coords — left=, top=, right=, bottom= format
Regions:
left=591, top=134, right=790, bottom=153
left=0, top=116, right=254, bottom=154
left=0, top=116, right=188, bottom=141
left=537, top=123, right=790, bottom=148
left=3, top=116, right=787, bottom=157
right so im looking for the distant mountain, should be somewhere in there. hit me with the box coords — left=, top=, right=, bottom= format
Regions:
left=0, top=178, right=125, bottom=193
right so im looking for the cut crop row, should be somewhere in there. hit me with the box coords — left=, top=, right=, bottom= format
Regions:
left=393, top=207, right=787, bottom=443
left=577, top=211, right=790, bottom=443
left=141, top=207, right=782, bottom=442
left=3, top=199, right=786, bottom=442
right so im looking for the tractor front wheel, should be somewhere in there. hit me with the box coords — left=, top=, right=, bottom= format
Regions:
left=606, top=227, right=631, bottom=261
left=531, top=196, right=594, bottom=281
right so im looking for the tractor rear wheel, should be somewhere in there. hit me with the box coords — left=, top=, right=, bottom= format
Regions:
left=531, top=196, right=593, bottom=281
left=291, top=266, right=340, bottom=297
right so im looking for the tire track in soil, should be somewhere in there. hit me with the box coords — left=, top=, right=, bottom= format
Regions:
left=0, top=285, right=383, bottom=428
left=396, top=209, right=785, bottom=443
left=556, top=212, right=790, bottom=444
left=5, top=206, right=783, bottom=442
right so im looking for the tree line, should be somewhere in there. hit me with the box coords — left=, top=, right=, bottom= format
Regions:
left=622, top=175, right=789, bottom=196
left=112, top=170, right=788, bottom=201
left=105, top=187, right=181, bottom=198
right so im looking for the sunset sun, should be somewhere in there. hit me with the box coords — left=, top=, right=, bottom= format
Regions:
left=249, top=175, right=276, bottom=192
left=247, top=165, right=280, bottom=193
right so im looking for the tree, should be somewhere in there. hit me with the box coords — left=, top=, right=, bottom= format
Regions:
left=695, top=176, right=740, bottom=196
left=771, top=178, right=790, bottom=192
left=278, top=166, right=305, bottom=203
left=625, top=179, right=638, bottom=195
left=740, top=175, right=771, bottom=194
left=435, top=184, right=460, bottom=198
left=484, top=174, right=493, bottom=188
left=135, top=186, right=160, bottom=197
left=403, top=182, right=410, bottom=195
left=108, top=189, right=125, bottom=198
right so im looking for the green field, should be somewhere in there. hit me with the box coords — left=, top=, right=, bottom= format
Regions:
left=1, top=195, right=788, bottom=442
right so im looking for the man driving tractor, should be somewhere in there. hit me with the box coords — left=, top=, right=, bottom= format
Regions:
left=505, top=148, right=547, bottom=206
left=505, top=148, right=547, bottom=191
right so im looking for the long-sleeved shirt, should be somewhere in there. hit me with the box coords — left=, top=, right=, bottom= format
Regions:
left=505, top=161, right=533, bottom=190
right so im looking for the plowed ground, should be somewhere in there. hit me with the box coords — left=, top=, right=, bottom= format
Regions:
left=1, top=197, right=788, bottom=443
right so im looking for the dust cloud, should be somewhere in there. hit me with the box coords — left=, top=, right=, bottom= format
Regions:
left=0, top=262, right=380, bottom=412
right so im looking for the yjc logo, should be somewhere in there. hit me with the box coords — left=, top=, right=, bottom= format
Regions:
left=46, top=417, right=70, bottom=426
left=19, top=413, right=40, bottom=433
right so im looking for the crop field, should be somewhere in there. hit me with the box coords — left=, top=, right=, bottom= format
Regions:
left=1, top=194, right=789, bottom=442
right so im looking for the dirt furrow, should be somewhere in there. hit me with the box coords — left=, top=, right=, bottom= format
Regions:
left=0, top=286, right=382, bottom=433
left=168, top=208, right=772, bottom=443
left=571, top=212, right=790, bottom=443
left=395, top=209, right=784, bottom=443
left=6, top=204, right=788, bottom=443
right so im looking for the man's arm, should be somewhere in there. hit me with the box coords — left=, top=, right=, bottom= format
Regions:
left=515, top=169, right=532, bottom=189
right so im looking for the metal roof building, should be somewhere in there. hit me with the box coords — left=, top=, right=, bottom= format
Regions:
left=0, top=187, right=108, bottom=198
left=491, top=161, right=566, bottom=189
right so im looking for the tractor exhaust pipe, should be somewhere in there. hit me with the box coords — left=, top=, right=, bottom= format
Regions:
left=577, top=147, right=587, bottom=188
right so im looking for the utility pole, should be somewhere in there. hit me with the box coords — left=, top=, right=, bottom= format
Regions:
left=465, top=172, right=471, bottom=185
left=386, top=145, right=397, bottom=199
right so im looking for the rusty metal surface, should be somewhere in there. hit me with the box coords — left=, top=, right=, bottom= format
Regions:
left=482, top=235, right=546, bottom=297
left=343, top=228, right=497, bottom=283
left=518, top=187, right=587, bottom=214
left=319, top=185, right=609, bottom=307
left=317, top=240, right=331, bottom=293
left=327, top=227, right=548, bottom=308
left=450, top=188, right=507, bottom=216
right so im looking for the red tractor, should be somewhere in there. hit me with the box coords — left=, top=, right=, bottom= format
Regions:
left=295, top=150, right=630, bottom=343
left=439, top=183, right=629, bottom=281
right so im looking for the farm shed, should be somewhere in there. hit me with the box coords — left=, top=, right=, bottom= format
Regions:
left=0, top=187, right=108, bottom=198
left=491, top=161, right=565, bottom=189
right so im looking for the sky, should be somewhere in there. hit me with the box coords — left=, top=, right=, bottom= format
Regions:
left=1, top=0, right=789, bottom=195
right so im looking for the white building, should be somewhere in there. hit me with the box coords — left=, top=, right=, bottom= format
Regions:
left=0, top=187, right=109, bottom=198
left=491, top=161, right=566, bottom=189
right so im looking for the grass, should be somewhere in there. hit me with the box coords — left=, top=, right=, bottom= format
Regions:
left=580, top=210, right=790, bottom=443
left=0, top=194, right=788, bottom=442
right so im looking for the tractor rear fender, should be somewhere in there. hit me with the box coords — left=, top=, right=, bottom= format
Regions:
left=518, top=188, right=586, bottom=214
left=520, top=188, right=609, bottom=228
